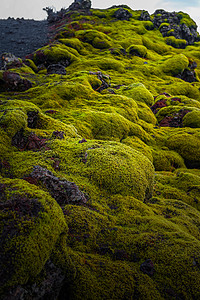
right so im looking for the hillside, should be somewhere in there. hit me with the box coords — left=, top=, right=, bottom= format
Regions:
left=1, top=3, right=200, bottom=299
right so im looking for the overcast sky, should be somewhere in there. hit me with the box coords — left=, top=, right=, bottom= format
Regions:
left=0, top=0, right=200, bottom=30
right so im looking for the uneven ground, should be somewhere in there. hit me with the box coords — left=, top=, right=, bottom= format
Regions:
left=0, top=18, right=48, bottom=68
left=1, top=6, right=200, bottom=300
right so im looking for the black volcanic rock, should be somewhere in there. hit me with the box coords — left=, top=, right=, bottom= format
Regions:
left=152, top=9, right=200, bottom=46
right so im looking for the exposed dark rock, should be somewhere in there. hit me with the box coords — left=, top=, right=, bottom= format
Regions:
left=159, top=109, right=190, bottom=128
left=44, top=0, right=92, bottom=23
left=152, top=9, right=200, bottom=46
left=47, top=64, right=67, bottom=75
left=139, top=10, right=151, bottom=21
left=27, top=111, right=39, bottom=129
left=52, top=130, right=65, bottom=139
left=89, top=71, right=111, bottom=92
left=26, top=165, right=87, bottom=206
left=109, top=5, right=131, bottom=10
left=0, top=71, right=32, bottom=92
left=140, top=259, right=155, bottom=276
left=1, top=53, right=23, bottom=70
left=68, top=0, right=92, bottom=11
left=3, top=260, right=65, bottom=300
left=151, top=98, right=167, bottom=114
left=176, top=60, right=198, bottom=82
left=113, top=8, right=132, bottom=21
left=78, top=138, right=87, bottom=143
left=113, top=249, right=129, bottom=261
left=12, top=130, right=47, bottom=151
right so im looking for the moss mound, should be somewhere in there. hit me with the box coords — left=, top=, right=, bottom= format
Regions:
left=1, top=4, right=200, bottom=299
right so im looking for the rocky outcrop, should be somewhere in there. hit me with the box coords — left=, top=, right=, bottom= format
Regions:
left=140, top=9, right=200, bottom=47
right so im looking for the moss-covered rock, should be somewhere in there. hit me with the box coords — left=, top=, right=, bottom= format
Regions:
left=161, top=54, right=189, bottom=76
left=127, top=44, right=147, bottom=58
left=166, top=132, right=200, bottom=168
left=117, top=83, right=154, bottom=106
left=0, top=177, right=67, bottom=294
left=1, top=5, right=200, bottom=299
left=182, top=110, right=200, bottom=128
left=76, top=29, right=112, bottom=49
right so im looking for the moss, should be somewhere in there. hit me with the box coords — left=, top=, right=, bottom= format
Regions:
left=127, top=44, right=147, bottom=58
left=59, top=38, right=84, bottom=53
left=137, top=102, right=157, bottom=124
left=117, top=83, right=154, bottom=106
left=182, top=110, right=200, bottom=128
left=81, top=142, right=154, bottom=200
left=142, top=21, right=154, bottom=30
left=178, top=12, right=197, bottom=28
left=89, top=58, right=125, bottom=72
left=164, top=81, right=200, bottom=100
left=74, top=110, right=134, bottom=141
left=0, top=177, right=67, bottom=293
left=24, top=59, right=38, bottom=73
left=33, top=43, right=79, bottom=65
left=152, top=148, right=185, bottom=171
left=159, top=22, right=170, bottom=30
left=122, top=136, right=153, bottom=161
left=75, top=29, right=112, bottom=49
left=1, top=6, right=200, bottom=299
left=164, top=36, right=187, bottom=49
left=161, top=54, right=189, bottom=76
left=0, top=109, right=27, bottom=137
left=166, top=132, right=200, bottom=167
left=142, top=36, right=170, bottom=55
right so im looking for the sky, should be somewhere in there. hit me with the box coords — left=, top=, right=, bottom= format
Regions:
left=0, top=0, right=200, bottom=30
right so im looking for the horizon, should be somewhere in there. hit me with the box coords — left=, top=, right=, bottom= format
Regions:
left=0, top=0, right=200, bottom=31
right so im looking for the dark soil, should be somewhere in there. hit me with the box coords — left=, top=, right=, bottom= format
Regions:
left=0, top=18, right=49, bottom=68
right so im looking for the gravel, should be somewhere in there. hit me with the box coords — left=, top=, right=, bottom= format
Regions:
left=0, top=18, right=49, bottom=68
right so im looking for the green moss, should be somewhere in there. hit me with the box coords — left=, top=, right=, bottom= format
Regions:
left=1, top=6, right=200, bottom=298
left=90, top=58, right=125, bottom=72
left=159, top=22, right=170, bottom=30
left=75, top=110, right=134, bottom=141
left=137, top=102, right=157, bottom=124
left=127, top=44, right=147, bottom=58
left=166, top=132, right=200, bottom=166
left=161, top=54, right=189, bottom=76
left=0, top=109, right=27, bottom=137
left=117, top=83, right=154, bottom=106
left=75, top=29, right=112, bottom=49
left=33, top=43, right=79, bottom=65
left=178, top=12, right=197, bottom=28
left=59, top=38, right=85, bottom=53
left=182, top=110, right=200, bottom=128
left=152, top=148, right=185, bottom=171
left=164, top=36, right=187, bottom=49
left=122, top=136, right=153, bottom=161
left=82, top=142, right=154, bottom=200
left=0, top=177, right=67, bottom=293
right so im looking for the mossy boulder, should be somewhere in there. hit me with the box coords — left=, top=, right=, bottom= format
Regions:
left=161, top=54, right=189, bottom=76
left=81, top=142, right=154, bottom=201
left=33, top=43, right=79, bottom=66
left=164, top=36, right=187, bottom=49
left=0, top=109, right=27, bottom=137
left=152, top=148, right=185, bottom=171
left=0, top=177, right=67, bottom=294
left=166, top=132, right=200, bottom=168
left=76, top=30, right=112, bottom=49
left=127, top=44, right=147, bottom=58
left=1, top=5, right=200, bottom=299
left=182, top=110, right=200, bottom=128
left=117, top=83, right=154, bottom=106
